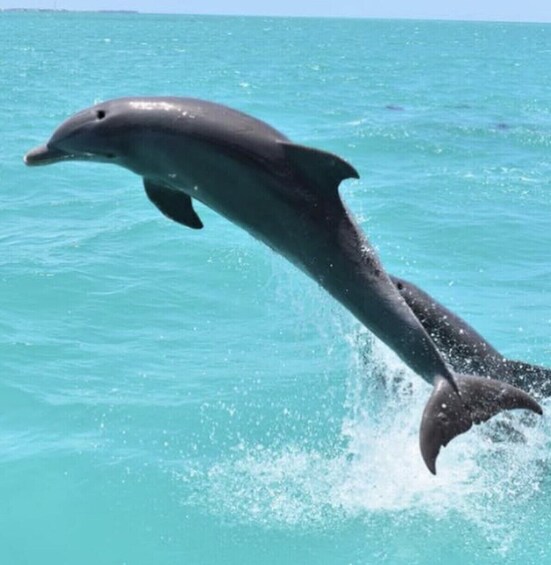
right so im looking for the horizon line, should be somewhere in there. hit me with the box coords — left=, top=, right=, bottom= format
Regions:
left=2, top=7, right=550, bottom=25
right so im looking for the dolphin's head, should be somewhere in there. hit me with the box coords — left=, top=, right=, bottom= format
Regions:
left=24, top=101, right=129, bottom=167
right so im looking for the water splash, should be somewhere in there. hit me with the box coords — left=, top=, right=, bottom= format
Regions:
left=179, top=326, right=550, bottom=554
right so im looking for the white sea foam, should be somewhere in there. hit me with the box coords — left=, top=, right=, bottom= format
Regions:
left=180, top=326, right=550, bottom=554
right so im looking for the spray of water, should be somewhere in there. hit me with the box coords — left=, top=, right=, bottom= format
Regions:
left=178, top=287, right=550, bottom=554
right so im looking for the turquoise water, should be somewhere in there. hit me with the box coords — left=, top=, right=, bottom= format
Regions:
left=2, top=12, right=551, bottom=564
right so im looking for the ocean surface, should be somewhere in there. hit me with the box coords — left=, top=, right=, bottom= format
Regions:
left=2, top=11, right=551, bottom=564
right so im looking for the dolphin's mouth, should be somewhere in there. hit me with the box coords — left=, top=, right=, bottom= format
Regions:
left=23, top=144, right=78, bottom=166
left=24, top=144, right=115, bottom=166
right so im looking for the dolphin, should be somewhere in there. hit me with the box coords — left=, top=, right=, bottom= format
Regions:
left=391, top=275, right=551, bottom=397
left=24, top=97, right=542, bottom=473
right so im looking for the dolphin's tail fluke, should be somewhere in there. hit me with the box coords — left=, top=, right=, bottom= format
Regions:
left=420, top=373, right=542, bottom=474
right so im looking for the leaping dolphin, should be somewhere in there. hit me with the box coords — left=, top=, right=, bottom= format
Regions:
left=24, top=97, right=542, bottom=473
left=391, top=275, right=551, bottom=397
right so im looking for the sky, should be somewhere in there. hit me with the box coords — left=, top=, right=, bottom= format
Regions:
left=2, top=0, right=550, bottom=23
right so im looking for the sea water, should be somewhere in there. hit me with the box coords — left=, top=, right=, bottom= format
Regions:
left=1, top=12, right=550, bottom=564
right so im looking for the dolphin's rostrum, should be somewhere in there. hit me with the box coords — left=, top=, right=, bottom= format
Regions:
left=24, top=97, right=543, bottom=473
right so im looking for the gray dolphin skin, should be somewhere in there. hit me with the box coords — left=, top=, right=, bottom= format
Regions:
left=24, top=97, right=543, bottom=473
left=392, top=275, right=551, bottom=398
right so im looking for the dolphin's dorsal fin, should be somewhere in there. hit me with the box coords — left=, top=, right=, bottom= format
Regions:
left=279, top=142, right=359, bottom=196
left=143, top=179, right=204, bottom=229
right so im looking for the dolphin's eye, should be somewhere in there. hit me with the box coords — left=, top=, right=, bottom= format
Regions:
left=96, top=110, right=106, bottom=120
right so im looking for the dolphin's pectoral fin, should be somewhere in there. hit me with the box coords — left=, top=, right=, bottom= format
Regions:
left=279, top=142, right=359, bottom=196
left=420, top=374, right=542, bottom=474
left=143, top=179, right=203, bottom=230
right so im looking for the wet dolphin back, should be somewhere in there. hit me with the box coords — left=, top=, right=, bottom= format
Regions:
left=392, top=275, right=551, bottom=397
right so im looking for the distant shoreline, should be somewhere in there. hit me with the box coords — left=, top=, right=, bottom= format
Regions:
left=1, top=8, right=549, bottom=24
left=1, top=8, right=139, bottom=13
